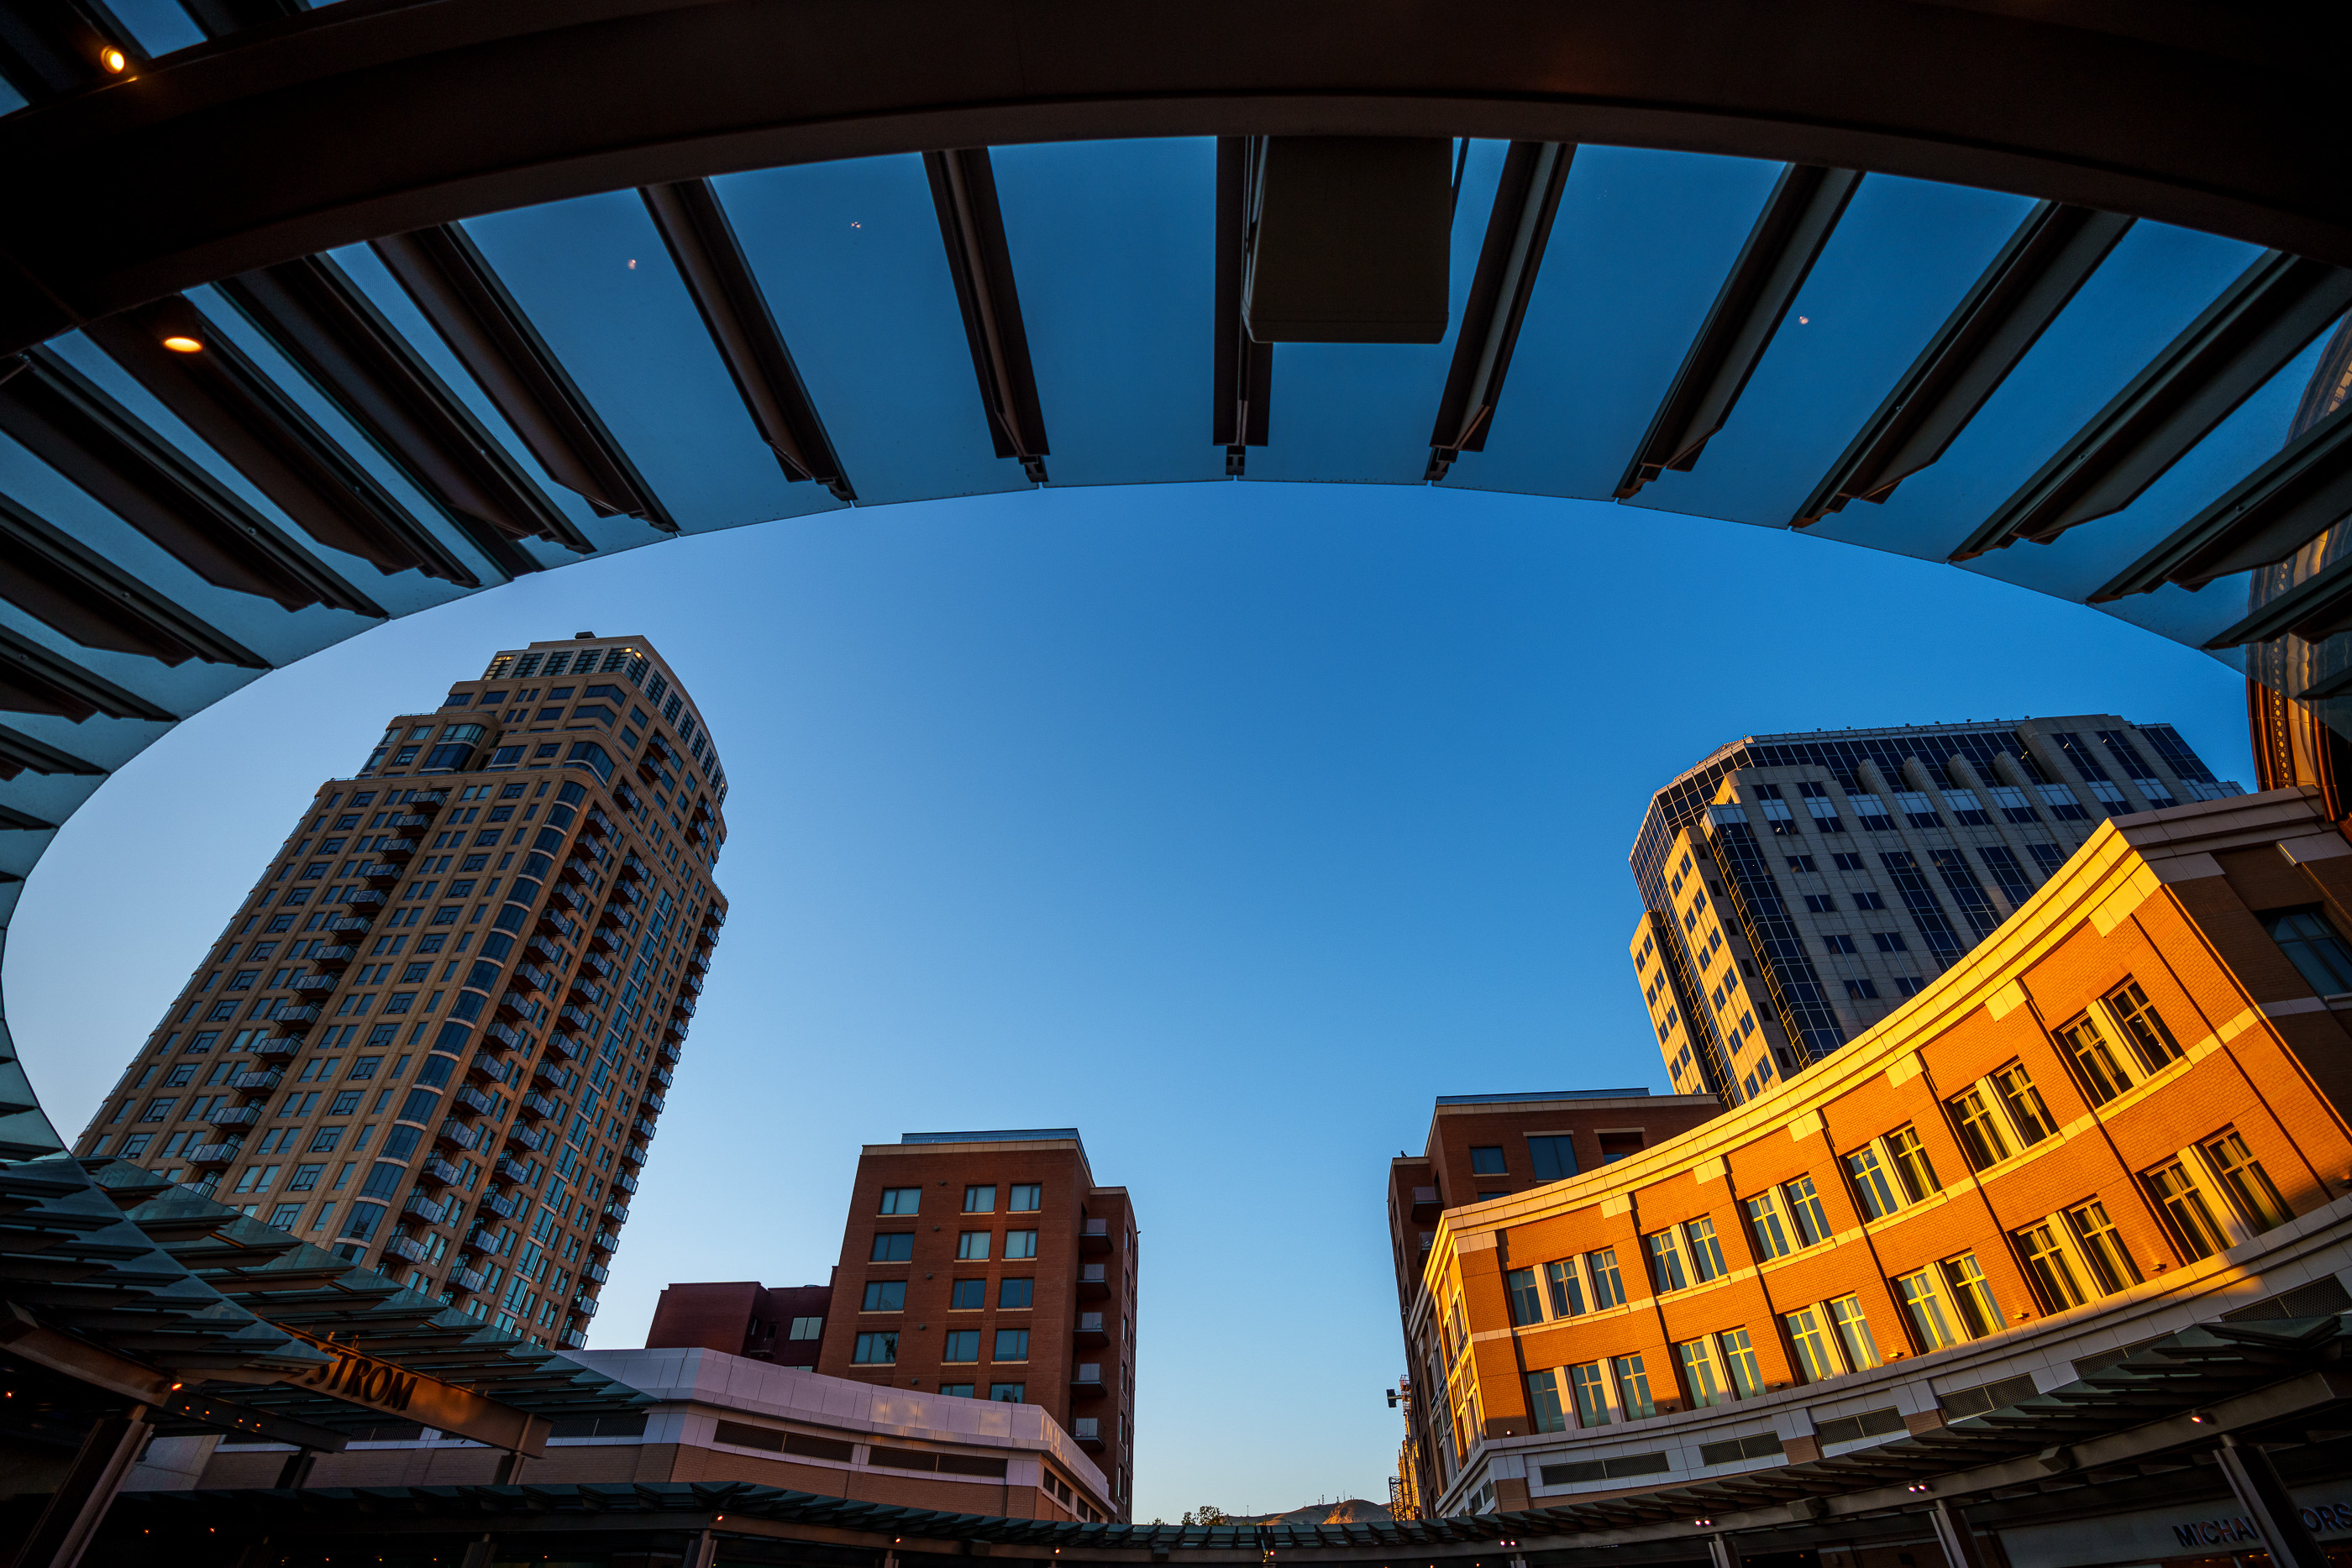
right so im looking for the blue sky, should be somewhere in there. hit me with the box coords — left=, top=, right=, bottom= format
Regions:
left=3, top=480, right=2254, bottom=1520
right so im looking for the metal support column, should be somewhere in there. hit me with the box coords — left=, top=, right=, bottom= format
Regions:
left=6, top=1405, right=152, bottom=1568
left=274, top=1447, right=318, bottom=1488
left=459, top=1534, right=496, bottom=1568
left=2217, top=1433, right=2328, bottom=1568
left=1705, top=1534, right=1737, bottom=1568
left=685, top=1529, right=718, bottom=1568
left=1929, top=1497, right=1992, bottom=1568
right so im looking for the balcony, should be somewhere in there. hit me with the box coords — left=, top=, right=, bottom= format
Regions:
left=559, top=1004, right=595, bottom=1034
left=476, top=1188, right=520, bottom=1222
left=357, top=862, right=403, bottom=886
left=579, top=948, right=614, bottom=983
left=324, top=915, right=371, bottom=936
left=228, top=1068, right=282, bottom=1093
left=274, top=1005, right=322, bottom=1030
left=1410, top=1186, right=1442, bottom=1222
left=291, top=973, right=337, bottom=995
left=602, top=1199, right=630, bottom=1225
left=585, top=808, right=617, bottom=839
left=402, top=1190, right=447, bottom=1225
left=469, top=1052, right=512, bottom=1085
left=383, top=1233, right=429, bottom=1265
left=589, top=923, right=624, bottom=956
left=661, top=1017, right=686, bottom=1043
left=706, top=905, right=726, bottom=930
left=613, top=1170, right=638, bottom=1196
left=650, top=1063, right=674, bottom=1089
left=590, top=1230, right=618, bottom=1255
left=639, top=1088, right=665, bottom=1114
left=410, top=789, right=449, bottom=808
left=1070, top=1363, right=1105, bottom=1396
left=599, top=899, right=634, bottom=932
left=621, top=852, right=649, bottom=882
left=512, top=961, right=553, bottom=995
left=435, top=1119, right=479, bottom=1151
left=581, top=1261, right=610, bottom=1285
left=559, top=1327, right=586, bottom=1350
left=1074, top=1313, right=1107, bottom=1346
left=612, top=782, right=638, bottom=811
left=388, top=812, right=435, bottom=831
left=544, top=1032, right=581, bottom=1062
left=520, top=1091, right=559, bottom=1122
left=207, top=1104, right=260, bottom=1128
left=571, top=1293, right=599, bottom=1319
left=459, top=1226, right=500, bottom=1256
left=250, top=1036, right=297, bottom=1059
left=632, top=1115, right=658, bottom=1141
left=483, top=1020, right=528, bottom=1053
left=671, top=997, right=696, bottom=1020
left=570, top=977, right=607, bottom=1009
left=532, top=1058, right=575, bottom=1093
left=527, top=933, right=564, bottom=967
left=1080, top=1218, right=1110, bottom=1255
left=1078, top=1264, right=1110, bottom=1299
left=418, top=1155, right=462, bottom=1187
left=559, top=855, right=593, bottom=886
left=538, top=908, right=580, bottom=943
left=506, top=1123, right=546, bottom=1153
left=619, top=1141, right=648, bottom=1167
left=613, top=879, right=643, bottom=910
left=375, top=836, right=420, bottom=859
left=186, top=1141, right=239, bottom=1167
left=310, top=944, right=357, bottom=968
left=451, top=1083, right=496, bottom=1117
left=1071, top=1418, right=1102, bottom=1450
left=342, top=889, right=386, bottom=910
left=495, top=1155, right=532, bottom=1186
left=658, top=1039, right=682, bottom=1065
left=551, top=883, right=588, bottom=915
left=449, top=1265, right=487, bottom=1294
left=685, top=948, right=709, bottom=977
left=497, top=990, right=543, bottom=1025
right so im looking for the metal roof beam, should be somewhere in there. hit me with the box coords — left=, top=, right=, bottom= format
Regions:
left=1427, top=140, right=1573, bottom=482
left=371, top=223, right=681, bottom=526
left=0, top=492, right=265, bottom=668
left=2095, top=400, right=2352, bottom=598
left=82, top=295, right=483, bottom=586
left=1616, top=164, right=1862, bottom=498
left=176, top=0, right=305, bottom=40
left=1793, top=201, right=2132, bottom=525
left=0, top=348, right=384, bottom=617
left=0, top=625, right=173, bottom=722
left=638, top=180, right=854, bottom=503
left=1212, top=136, right=1272, bottom=477
left=211, top=256, right=575, bottom=574
left=924, top=148, right=1050, bottom=484
left=1953, top=249, right=2352, bottom=559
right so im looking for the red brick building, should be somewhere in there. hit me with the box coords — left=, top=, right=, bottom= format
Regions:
left=647, top=1278, right=834, bottom=1366
left=816, top=1130, right=1137, bottom=1519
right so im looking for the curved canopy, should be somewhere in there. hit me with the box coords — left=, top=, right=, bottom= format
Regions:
left=0, top=0, right=2347, bottom=1158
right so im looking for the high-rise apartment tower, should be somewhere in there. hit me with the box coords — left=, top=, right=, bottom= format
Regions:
left=818, top=1130, right=1139, bottom=1519
left=73, top=634, right=727, bottom=1350
left=1630, top=716, right=2238, bottom=1109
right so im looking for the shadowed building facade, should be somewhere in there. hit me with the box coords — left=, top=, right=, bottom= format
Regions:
left=67, top=634, right=727, bottom=1349
left=1630, top=716, right=2243, bottom=1109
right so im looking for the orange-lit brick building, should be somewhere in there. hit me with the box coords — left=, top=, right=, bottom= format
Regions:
left=1404, top=788, right=2352, bottom=1564
left=816, top=1130, right=1137, bottom=1520
left=647, top=1278, right=835, bottom=1366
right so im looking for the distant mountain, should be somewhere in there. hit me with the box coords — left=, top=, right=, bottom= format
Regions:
left=1230, top=1501, right=1394, bottom=1527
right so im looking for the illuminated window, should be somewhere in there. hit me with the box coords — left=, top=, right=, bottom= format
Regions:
left=1947, top=1087, right=2012, bottom=1171
left=1783, top=1177, right=1832, bottom=1245
left=852, top=1332, right=896, bottom=1365
left=1884, top=1125, right=1940, bottom=1202
left=2058, top=1010, right=2134, bottom=1105
left=1613, top=1354, right=1656, bottom=1419
left=962, top=1185, right=995, bottom=1213
left=1827, top=1295, right=1881, bottom=1371
left=2145, top=1157, right=2232, bottom=1261
left=1784, top=1306, right=1842, bottom=1383
left=1717, top=1329, right=1765, bottom=1398
left=1568, top=1364, right=1611, bottom=1428
left=1644, top=1229, right=1689, bottom=1293
left=1992, top=1063, right=2056, bottom=1146
left=1845, top=1143, right=1901, bottom=1219
left=1525, top=1369, right=1568, bottom=1433
left=956, top=1231, right=990, bottom=1261
left=2202, top=1130, right=2292, bottom=1232
left=2106, top=980, right=2181, bottom=1072
left=1676, top=1338, right=1730, bottom=1408
left=1544, top=1259, right=1586, bottom=1319
left=2065, top=1200, right=2140, bottom=1294
left=1745, top=1191, right=1793, bottom=1261
left=1586, top=1248, right=1627, bottom=1309
left=1895, top=1266, right=1962, bottom=1350
left=1506, top=1267, right=1544, bottom=1326
left=1941, top=1253, right=2006, bottom=1338
left=1684, top=1217, right=1728, bottom=1282
left=2013, top=1218, right=2087, bottom=1312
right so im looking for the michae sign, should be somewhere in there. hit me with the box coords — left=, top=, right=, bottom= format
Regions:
left=2172, top=1500, right=2352, bottom=1549
left=2003, top=1487, right=2352, bottom=1567
left=286, top=1329, right=551, bottom=1456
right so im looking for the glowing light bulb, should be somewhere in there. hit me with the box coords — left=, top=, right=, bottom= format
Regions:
left=161, top=335, right=203, bottom=354
left=101, top=47, right=127, bottom=71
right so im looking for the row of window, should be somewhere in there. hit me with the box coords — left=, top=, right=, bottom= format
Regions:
left=862, top=1278, right=1036, bottom=1311
left=872, top=1229, right=1041, bottom=1261
left=878, top=1183, right=1044, bottom=1215
left=851, top=1330, right=1033, bottom=1366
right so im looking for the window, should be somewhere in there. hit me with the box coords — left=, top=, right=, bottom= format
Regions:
left=1507, top=1268, right=1544, bottom=1325
left=852, top=1332, right=897, bottom=1365
left=1788, top=855, right=1819, bottom=872
left=2013, top=1218, right=2088, bottom=1312
left=1853, top=890, right=1886, bottom=911
left=1822, top=933, right=1856, bottom=954
left=2146, top=1157, right=2233, bottom=1260
left=943, top=1330, right=980, bottom=1362
left=989, top=1384, right=1025, bottom=1403
left=994, top=1329, right=1031, bottom=1361
left=2203, top=1130, right=2292, bottom=1231
left=940, top=1383, right=975, bottom=1399
left=2107, top=980, right=2181, bottom=1072
left=1614, top=1354, right=1656, bottom=1419
left=1643, top=1229, right=1689, bottom=1293
left=2261, top=907, right=2352, bottom=994
left=1784, top=1177, right=1831, bottom=1245
left=1942, top=1253, right=2005, bottom=1337
left=2066, top=1199, right=2140, bottom=1294
left=862, top=1280, right=906, bottom=1312
left=1568, top=1363, right=1612, bottom=1428
left=1677, top=1338, right=1730, bottom=1408
left=1877, top=1126, right=1936, bottom=1203
left=1845, top=1143, right=1901, bottom=1220
left=957, top=1231, right=990, bottom=1261
left=1828, top=1295, right=1881, bottom=1370
left=870, top=1233, right=915, bottom=1262
left=1005, top=1230, right=1037, bottom=1259
left=1544, top=1258, right=1586, bottom=1318
left=1587, top=1248, right=1627, bottom=1308
left=1684, top=1217, right=1727, bottom=1282
left=2058, top=1009, right=2134, bottom=1105
left=1000, top=1277, right=1033, bottom=1308
left=287, top=1164, right=323, bottom=1191
left=879, top=1187, right=921, bottom=1214
left=1845, top=978, right=1879, bottom=1000
left=788, top=1317, right=823, bottom=1340
left=1872, top=930, right=1904, bottom=951
left=1527, top=1135, right=1576, bottom=1182
left=1896, top=1266, right=1962, bottom=1350
left=268, top=1203, right=304, bottom=1230
left=1718, top=1328, right=1765, bottom=1398
left=1948, top=1086, right=2012, bottom=1170
left=950, top=1280, right=985, bottom=1310
left=1526, top=1369, right=1568, bottom=1433
left=1832, top=853, right=1864, bottom=871
left=963, top=1184, right=997, bottom=1213
left=1009, top=1183, right=1041, bottom=1212
left=1469, top=1146, right=1506, bottom=1175
left=1992, top=1064, right=2055, bottom=1146
left=1745, top=1192, right=1793, bottom=1261
left=1784, top=1306, right=1841, bottom=1382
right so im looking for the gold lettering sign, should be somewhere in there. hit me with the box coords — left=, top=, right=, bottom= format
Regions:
left=283, top=1329, right=551, bottom=1456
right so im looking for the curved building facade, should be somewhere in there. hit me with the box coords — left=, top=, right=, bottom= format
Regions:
left=1411, top=788, right=2352, bottom=1560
